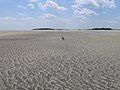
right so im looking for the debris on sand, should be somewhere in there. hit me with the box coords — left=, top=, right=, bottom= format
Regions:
left=61, top=36, right=65, bottom=40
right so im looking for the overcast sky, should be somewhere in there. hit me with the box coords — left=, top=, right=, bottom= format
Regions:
left=0, top=0, right=120, bottom=30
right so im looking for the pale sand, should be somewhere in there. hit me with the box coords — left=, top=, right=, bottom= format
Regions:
left=0, top=30, right=55, bottom=36
left=0, top=30, right=120, bottom=90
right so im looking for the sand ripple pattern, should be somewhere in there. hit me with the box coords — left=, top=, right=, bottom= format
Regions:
left=0, top=31, right=120, bottom=90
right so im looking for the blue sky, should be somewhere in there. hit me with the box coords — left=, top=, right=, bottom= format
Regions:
left=0, top=0, right=120, bottom=30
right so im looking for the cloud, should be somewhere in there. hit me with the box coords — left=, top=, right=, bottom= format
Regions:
left=19, top=13, right=26, bottom=16
left=21, top=17, right=34, bottom=21
left=38, top=0, right=67, bottom=11
left=101, top=0, right=116, bottom=8
left=72, top=0, right=116, bottom=17
left=74, top=8, right=99, bottom=16
left=18, top=5, right=26, bottom=9
left=27, top=0, right=39, bottom=9
left=74, top=0, right=116, bottom=8
left=28, top=4, right=35, bottom=9
left=41, top=13, right=57, bottom=19
left=0, top=17, right=16, bottom=21
left=115, top=17, right=120, bottom=20
left=29, top=0, right=39, bottom=3
left=74, top=0, right=100, bottom=8
left=0, top=17, right=17, bottom=25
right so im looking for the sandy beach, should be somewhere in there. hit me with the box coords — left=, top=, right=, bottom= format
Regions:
left=0, top=30, right=120, bottom=90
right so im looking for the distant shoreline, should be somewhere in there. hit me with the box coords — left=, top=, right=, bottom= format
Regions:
left=32, top=28, right=120, bottom=31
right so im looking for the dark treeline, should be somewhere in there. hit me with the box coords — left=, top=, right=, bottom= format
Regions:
left=33, top=28, right=69, bottom=30
left=33, top=28, right=114, bottom=30
left=79, top=28, right=113, bottom=30
left=33, top=28, right=55, bottom=30
left=92, top=28, right=112, bottom=30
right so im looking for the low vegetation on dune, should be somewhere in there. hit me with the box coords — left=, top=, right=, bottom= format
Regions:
left=0, top=31, right=120, bottom=90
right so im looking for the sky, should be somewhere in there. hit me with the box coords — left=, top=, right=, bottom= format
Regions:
left=0, top=0, right=120, bottom=30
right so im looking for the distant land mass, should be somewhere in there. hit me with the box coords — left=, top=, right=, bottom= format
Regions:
left=92, top=28, right=112, bottom=30
left=32, top=28, right=69, bottom=30
left=32, top=28, right=120, bottom=31
left=79, top=28, right=113, bottom=30
left=33, top=28, right=55, bottom=30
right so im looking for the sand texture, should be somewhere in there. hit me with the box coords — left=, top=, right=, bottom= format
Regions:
left=0, top=30, right=120, bottom=90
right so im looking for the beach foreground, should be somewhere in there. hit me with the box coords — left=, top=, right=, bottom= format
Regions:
left=0, top=30, right=120, bottom=90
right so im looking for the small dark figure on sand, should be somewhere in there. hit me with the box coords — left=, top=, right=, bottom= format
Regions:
left=61, top=36, right=65, bottom=40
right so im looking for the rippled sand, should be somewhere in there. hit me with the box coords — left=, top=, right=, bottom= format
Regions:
left=0, top=30, right=120, bottom=90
